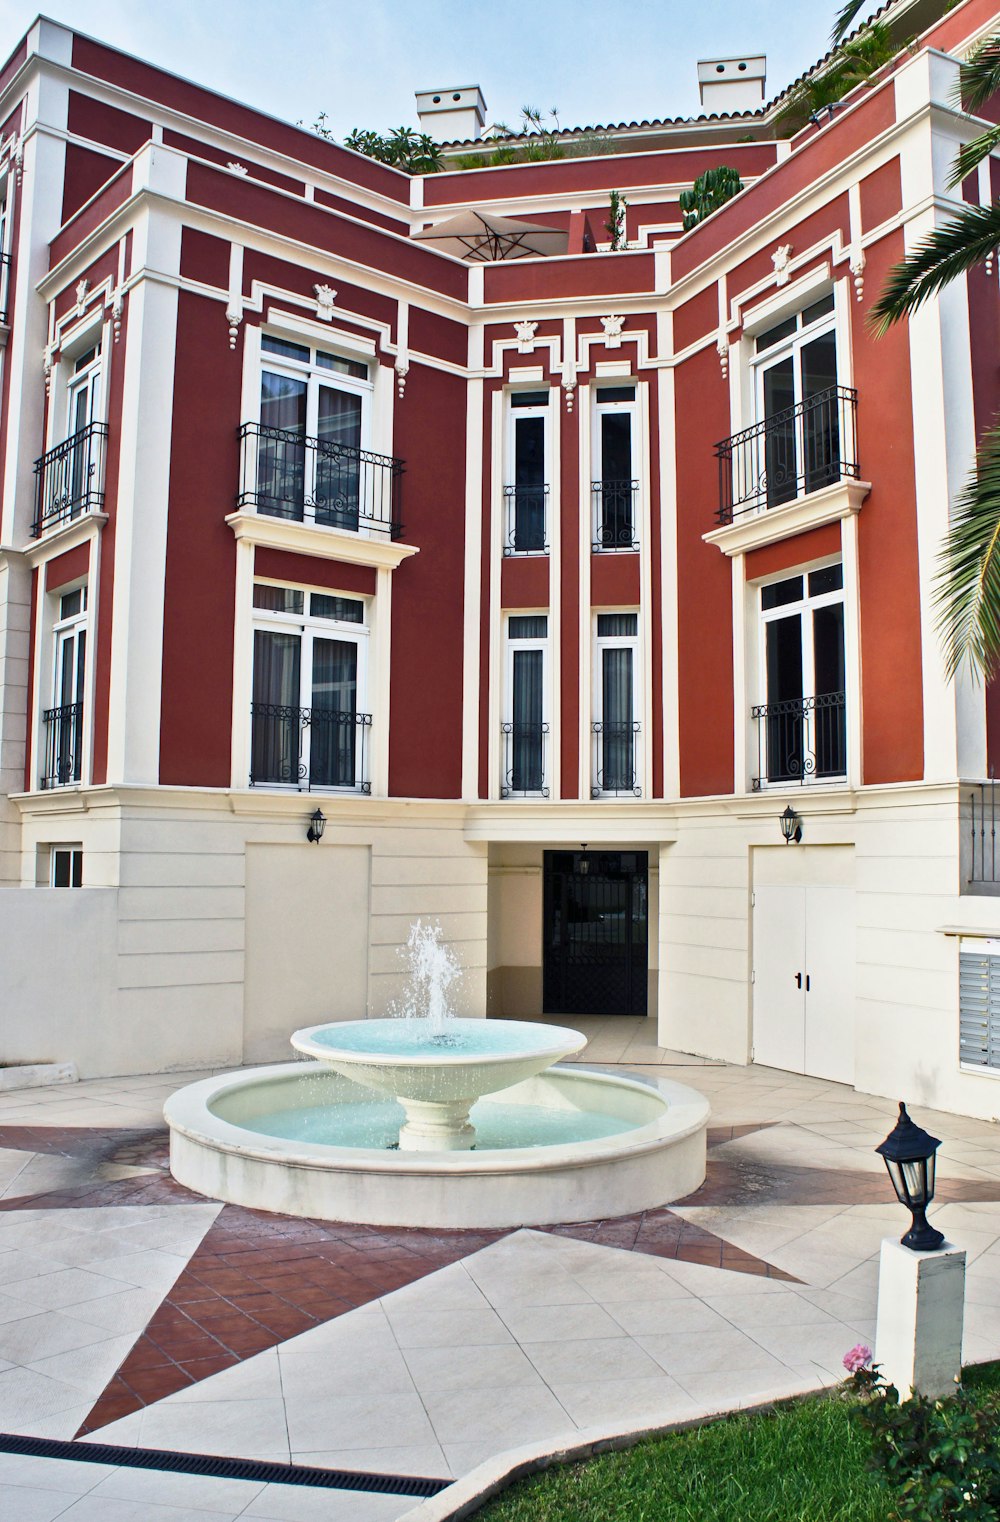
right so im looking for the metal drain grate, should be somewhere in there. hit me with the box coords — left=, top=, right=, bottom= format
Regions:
left=0, top=1432, right=451, bottom=1497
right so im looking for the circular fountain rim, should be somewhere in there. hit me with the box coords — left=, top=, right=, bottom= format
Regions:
left=289, top=1017, right=588, bottom=1068
left=164, top=1061, right=709, bottom=1177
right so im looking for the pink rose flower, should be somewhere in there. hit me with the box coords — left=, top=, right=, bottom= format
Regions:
left=843, top=1343, right=873, bottom=1374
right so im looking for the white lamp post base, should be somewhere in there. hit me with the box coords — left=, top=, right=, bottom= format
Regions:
left=874, top=1236, right=966, bottom=1400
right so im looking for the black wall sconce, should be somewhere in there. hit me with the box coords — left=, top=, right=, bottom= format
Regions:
left=307, top=808, right=326, bottom=844
left=780, top=805, right=802, bottom=845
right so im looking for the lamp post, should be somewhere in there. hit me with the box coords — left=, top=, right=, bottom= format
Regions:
left=875, top=1101, right=944, bottom=1252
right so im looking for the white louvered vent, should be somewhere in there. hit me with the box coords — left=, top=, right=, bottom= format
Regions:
left=959, top=945, right=1000, bottom=1070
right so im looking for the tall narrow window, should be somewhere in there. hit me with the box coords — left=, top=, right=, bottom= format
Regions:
left=503, top=615, right=548, bottom=796
left=754, top=294, right=841, bottom=506
left=505, top=392, right=548, bottom=554
left=250, top=583, right=370, bottom=792
left=592, top=613, right=640, bottom=796
left=42, top=587, right=87, bottom=788
left=755, top=563, right=846, bottom=787
left=592, top=386, right=638, bottom=550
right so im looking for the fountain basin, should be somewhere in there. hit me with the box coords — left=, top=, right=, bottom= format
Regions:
left=290, top=1018, right=588, bottom=1151
left=165, top=1062, right=709, bottom=1229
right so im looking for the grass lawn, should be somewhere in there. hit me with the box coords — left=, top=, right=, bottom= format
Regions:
left=475, top=1362, right=1000, bottom=1522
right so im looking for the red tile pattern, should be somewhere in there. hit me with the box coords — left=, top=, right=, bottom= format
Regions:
left=543, top=1210, right=800, bottom=1279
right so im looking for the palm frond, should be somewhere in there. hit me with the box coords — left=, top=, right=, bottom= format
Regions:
left=934, top=425, right=1000, bottom=681
left=832, top=0, right=869, bottom=44
left=955, top=35, right=1000, bottom=115
left=950, top=124, right=1000, bottom=187
left=869, top=201, right=1000, bottom=332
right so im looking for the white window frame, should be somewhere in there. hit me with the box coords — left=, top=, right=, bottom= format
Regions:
left=49, top=844, right=84, bottom=888
left=249, top=580, right=370, bottom=792
left=590, top=385, right=639, bottom=552
left=749, top=295, right=838, bottom=423
left=41, top=583, right=89, bottom=789
left=502, top=611, right=550, bottom=797
left=754, top=559, right=847, bottom=789
left=504, top=390, right=551, bottom=556
left=591, top=610, right=642, bottom=797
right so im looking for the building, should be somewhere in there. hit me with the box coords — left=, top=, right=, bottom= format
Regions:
left=1, top=3, right=999, bottom=1119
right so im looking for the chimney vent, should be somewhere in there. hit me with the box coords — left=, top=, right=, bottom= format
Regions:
left=415, top=86, right=487, bottom=142
left=697, top=55, right=766, bottom=113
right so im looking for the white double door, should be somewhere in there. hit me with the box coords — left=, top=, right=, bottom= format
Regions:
left=752, top=878, right=855, bottom=1084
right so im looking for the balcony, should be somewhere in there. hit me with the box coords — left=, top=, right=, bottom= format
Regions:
left=249, top=703, right=371, bottom=793
left=500, top=721, right=549, bottom=797
left=40, top=702, right=83, bottom=789
left=238, top=423, right=404, bottom=539
left=965, top=778, right=1000, bottom=895
left=592, top=479, right=639, bottom=552
left=751, top=692, right=846, bottom=789
left=591, top=721, right=641, bottom=798
left=0, top=250, right=11, bottom=325
left=715, top=386, right=859, bottom=526
left=32, top=422, right=109, bottom=538
left=503, top=485, right=548, bottom=556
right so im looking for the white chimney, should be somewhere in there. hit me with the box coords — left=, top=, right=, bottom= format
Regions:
left=697, top=55, right=766, bottom=113
left=415, top=86, right=487, bottom=142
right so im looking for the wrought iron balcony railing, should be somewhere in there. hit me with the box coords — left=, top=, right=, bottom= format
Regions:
left=249, top=702, right=372, bottom=793
left=969, top=777, right=999, bottom=886
left=0, top=251, right=12, bottom=325
left=715, top=385, right=859, bottom=524
left=503, top=484, right=548, bottom=555
left=32, top=422, right=109, bottom=537
left=238, top=423, right=404, bottom=539
left=40, top=702, right=83, bottom=789
left=591, top=720, right=641, bottom=797
left=751, top=691, right=846, bottom=789
left=500, top=721, right=549, bottom=797
left=592, top=479, right=639, bottom=551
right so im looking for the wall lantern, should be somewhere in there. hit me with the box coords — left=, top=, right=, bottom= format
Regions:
left=875, top=1102, right=944, bottom=1252
left=779, top=805, right=802, bottom=845
left=578, top=845, right=589, bottom=875
left=306, top=808, right=326, bottom=844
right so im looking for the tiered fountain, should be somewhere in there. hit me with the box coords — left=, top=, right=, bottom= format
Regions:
left=166, top=924, right=708, bottom=1228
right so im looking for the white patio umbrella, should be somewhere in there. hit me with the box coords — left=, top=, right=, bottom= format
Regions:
left=413, top=210, right=569, bottom=261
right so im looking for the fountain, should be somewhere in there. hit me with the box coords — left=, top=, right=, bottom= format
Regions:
left=166, top=923, right=709, bottom=1228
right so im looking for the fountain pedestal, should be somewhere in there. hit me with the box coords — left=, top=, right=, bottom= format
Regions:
left=398, top=1097, right=477, bottom=1151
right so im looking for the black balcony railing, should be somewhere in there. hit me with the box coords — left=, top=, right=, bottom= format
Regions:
left=503, top=484, right=548, bottom=555
left=238, top=423, right=404, bottom=539
left=592, top=479, right=639, bottom=552
left=32, top=422, right=109, bottom=537
left=0, top=251, right=12, bottom=325
left=715, top=385, right=859, bottom=524
left=969, top=777, right=999, bottom=884
left=40, top=702, right=83, bottom=789
left=591, top=721, right=641, bottom=797
left=751, top=691, right=846, bottom=789
left=501, top=721, right=549, bottom=797
left=249, top=703, right=371, bottom=792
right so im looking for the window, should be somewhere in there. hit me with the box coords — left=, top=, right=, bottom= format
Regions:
left=50, top=846, right=83, bottom=887
left=502, top=615, right=548, bottom=796
left=33, top=339, right=109, bottom=536
left=250, top=582, right=370, bottom=792
left=592, top=386, right=638, bottom=551
left=592, top=612, right=640, bottom=797
left=41, top=586, right=87, bottom=789
left=753, top=563, right=846, bottom=787
left=254, top=335, right=373, bottom=532
left=753, top=293, right=839, bottom=507
left=504, top=392, right=549, bottom=555
left=960, top=943, right=1000, bottom=1071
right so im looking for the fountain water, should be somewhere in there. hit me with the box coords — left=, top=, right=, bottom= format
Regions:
left=165, top=921, right=710, bottom=1228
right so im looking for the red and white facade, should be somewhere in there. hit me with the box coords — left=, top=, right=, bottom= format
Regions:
left=2, top=6, right=1000, bottom=1116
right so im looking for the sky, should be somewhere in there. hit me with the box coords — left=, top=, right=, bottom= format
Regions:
left=0, top=1, right=875, bottom=140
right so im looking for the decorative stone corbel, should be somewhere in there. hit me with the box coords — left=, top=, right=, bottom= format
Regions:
left=75, top=278, right=90, bottom=316
left=772, top=245, right=793, bottom=287
left=226, top=162, right=249, bottom=176
left=716, top=331, right=730, bottom=380
left=395, top=359, right=409, bottom=400
left=42, top=348, right=53, bottom=396
left=562, top=375, right=576, bottom=413
left=849, top=247, right=866, bottom=302
left=14, top=143, right=22, bottom=187
left=514, top=320, right=538, bottom=354
left=110, top=288, right=124, bottom=343
left=225, top=304, right=242, bottom=350
left=600, top=314, right=625, bottom=348
left=314, top=284, right=337, bottom=321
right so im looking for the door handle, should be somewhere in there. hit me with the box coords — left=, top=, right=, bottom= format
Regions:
left=806, top=974, right=811, bottom=992
left=795, top=972, right=802, bottom=989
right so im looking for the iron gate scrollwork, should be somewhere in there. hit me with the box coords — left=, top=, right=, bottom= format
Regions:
left=543, top=851, right=648, bottom=1017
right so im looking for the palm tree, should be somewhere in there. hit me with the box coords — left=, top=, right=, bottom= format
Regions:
left=833, top=7, right=1000, bottom=678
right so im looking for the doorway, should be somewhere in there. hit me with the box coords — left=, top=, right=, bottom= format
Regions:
left=543, top=851, right=648, bottom=1016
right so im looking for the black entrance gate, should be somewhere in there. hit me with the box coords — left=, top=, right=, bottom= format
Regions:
left=543, top=851, right=648, bottom=1016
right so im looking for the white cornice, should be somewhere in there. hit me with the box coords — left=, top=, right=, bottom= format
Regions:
left=703, top=480, right=870, bottom=558
left=21, top=512, right=107, bottom=565
left=225, top=511, right=419, bottom=572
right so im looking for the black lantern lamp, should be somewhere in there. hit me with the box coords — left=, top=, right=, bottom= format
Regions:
left=876, top=1102, right=944, bottom=1252
left=306, top=808, right=326, bottom=844
left=780, top=805, right=802, bottom=845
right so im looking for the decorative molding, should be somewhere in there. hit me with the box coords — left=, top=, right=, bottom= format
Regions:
left=13, top=142, right=22, bottom=187
left=226, top=161, right=249, bottom=176
left=514, top=319, right=538, bottom=354
left=23, top=511, right=107, bottom=567
left=395, top=359, right=409, bottom=399
left=562, top=376, right=576, bottom=413
left=702, top=478, right=871, bottom=558
left=600, top=314, right=625, bottom=348
left=75, top=278, right=90, bottom=316
left=771, top=245, right=793, bottom=286
left=225, top=511, right=419, bottom=571
left=225, top=305, right=242, bottom=349
left=849, top=247, right=866, bottom=302
left=42, top=349, right=53, bottom=396
left=110, top=288, right=124, bottom=344
left=313, top=283, right=337, bottom=321
left=716, top=331, right=730, bottom=380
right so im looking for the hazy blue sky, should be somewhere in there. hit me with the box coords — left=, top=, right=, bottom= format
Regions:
left=0, top=2, right=877, bottom=139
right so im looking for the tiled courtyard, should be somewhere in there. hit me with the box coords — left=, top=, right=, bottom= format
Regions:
left=3, top=1019, right=1000, bottom=1520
